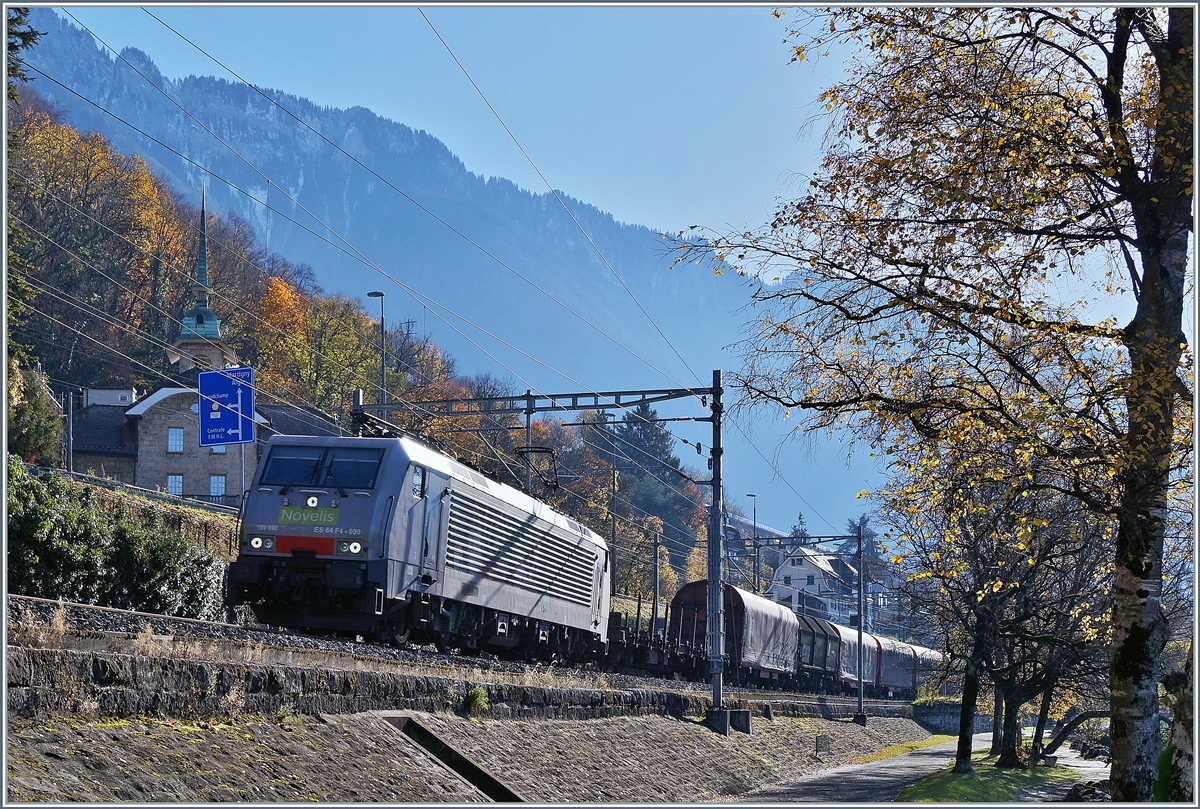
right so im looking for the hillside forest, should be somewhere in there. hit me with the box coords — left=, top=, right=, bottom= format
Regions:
left=5, top=85, right=709, bottom=601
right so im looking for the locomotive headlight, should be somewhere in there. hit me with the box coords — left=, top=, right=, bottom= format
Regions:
left=339, top=541, right=350, bottom=553
left=263, top=536, right=274, bottom=550
left=306, top=496, right=319, bottom=508
left=250, top=536, right=263, bottom=549
left=349, top=541, right=362, bottom=554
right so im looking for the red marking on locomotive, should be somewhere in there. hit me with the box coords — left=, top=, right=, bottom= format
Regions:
left=275, top=535, right=336, bottom=556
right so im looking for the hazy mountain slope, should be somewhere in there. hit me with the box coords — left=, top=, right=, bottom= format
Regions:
left=25, top=8, right=744, bottom=389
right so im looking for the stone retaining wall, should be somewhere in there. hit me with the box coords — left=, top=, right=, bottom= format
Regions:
left=6, top=646, right=913, bottom=723
left=911, top=702, right=992, bottom=734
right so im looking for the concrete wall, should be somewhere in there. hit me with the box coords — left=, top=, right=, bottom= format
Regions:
left=7, top=646, right=914, bottom=723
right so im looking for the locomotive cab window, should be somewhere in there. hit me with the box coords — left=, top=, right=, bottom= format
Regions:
left=411, top=465, right=427, bottom=498
left=322, top=447, right=384, bottom=490
left=260, top=446, right=324, bottom=487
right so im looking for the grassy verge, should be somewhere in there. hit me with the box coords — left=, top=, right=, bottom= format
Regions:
left=897, top=750, right=1078, bottom=802
left=849, top=734, right=957, bottom=765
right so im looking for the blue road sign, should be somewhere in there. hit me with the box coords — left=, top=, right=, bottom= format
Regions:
left=198, top=367, right=255, bottom=446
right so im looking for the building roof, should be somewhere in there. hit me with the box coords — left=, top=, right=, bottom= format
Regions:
left=792, top=546, right=839, bottom=577
left=126, top=387, right=194, bottom=416
left=725, top=513, right=791, bottom=540
left=257, top=404, right=342, bottom=437
left=71, top=404, right=135, bottom=456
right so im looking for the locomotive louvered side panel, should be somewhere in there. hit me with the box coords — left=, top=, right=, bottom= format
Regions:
left=446, top=491, right=596, bottom=608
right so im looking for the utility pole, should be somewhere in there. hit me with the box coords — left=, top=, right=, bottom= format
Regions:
left=705, top=369, right=724, bottom=709
left=604, top=412, right=618, bottom=598
left=66, top=388, right=75, bottom=473
left=775, top=529, right=870, bottom=726
left=367, top=291, right=386, bottom=422
left=524, top=390, right=534, bottom=492
left=747, top=493, right=758, bottom=593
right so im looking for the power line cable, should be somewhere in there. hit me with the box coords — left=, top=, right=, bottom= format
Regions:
left=418, top=7, right=702, bottom=388
left=18, top=58, right=690, bottom=428
left=411, top=16, right=840, bottom=528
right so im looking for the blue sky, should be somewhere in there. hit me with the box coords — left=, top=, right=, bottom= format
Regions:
left=49, top=4, right=880, bottom=538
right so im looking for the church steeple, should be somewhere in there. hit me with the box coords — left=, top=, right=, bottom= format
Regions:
left=167, top=187, right=237, bottom=373
left=194, top=188, right=211, bottom=305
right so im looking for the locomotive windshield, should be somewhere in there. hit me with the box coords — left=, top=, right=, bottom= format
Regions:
left=260, top=446, right=324, bottom=487
left=260, top=445, right=385, bottom=490
left=322, top=447, right=384, bottom=490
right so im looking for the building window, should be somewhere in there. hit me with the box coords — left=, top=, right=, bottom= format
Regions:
left=167, top=475, right=183, bottom=495
left=167, top=427, right=184, bottom=453
left=807, top=574, right=815, bottom=586
left=210, top=475, right=226, bottom=498
left=783, top=575, right=792, bottom=586
left=210, top=444, right=226, bottom=454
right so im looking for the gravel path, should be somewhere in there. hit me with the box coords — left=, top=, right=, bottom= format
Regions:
left=730, top=733, right=990, bottom=802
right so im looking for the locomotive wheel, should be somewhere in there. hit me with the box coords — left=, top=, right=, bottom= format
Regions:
left=434, top=631, right=453, bottom=654
left=390, top=627, right=411, bottom=647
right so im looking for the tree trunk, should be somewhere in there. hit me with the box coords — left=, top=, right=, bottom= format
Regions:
left=953, top=660, right=982, bottom=773
left=1161, top=646, right=1193, bottom=802
left=1032, top=681, right=1054, bottom=757
left=989, top=685, right=1003, bottom=756
left=996, top=693, right=1024, bottom=768
left=1108, top=8, right=1192, bottom=801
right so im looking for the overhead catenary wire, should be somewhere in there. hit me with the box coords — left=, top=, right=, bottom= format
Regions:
left=30, top=273, right=701, bottom=571
left=11, top=210, right=524, bottom=437
left=9, top=172, right=419, bottom=418
left=16, top=156, right=707, bottom=519
left=17, top=180, right=710, bottom=562
left=18, top=190, right=707, bottom=528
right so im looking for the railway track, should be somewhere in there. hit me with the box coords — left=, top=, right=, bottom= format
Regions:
left=5, top=594, right=904, bottom=712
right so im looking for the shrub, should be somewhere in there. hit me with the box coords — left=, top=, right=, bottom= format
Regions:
left=464, top=686, right=490, bottom=715
left=6, top=456, right=227, bottom=619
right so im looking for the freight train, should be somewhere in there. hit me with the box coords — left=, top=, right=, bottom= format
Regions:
left=228, top=434, right=940, bottom=696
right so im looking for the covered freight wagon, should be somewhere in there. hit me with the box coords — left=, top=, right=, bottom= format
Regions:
left=668, top=581, right=799, bottom=683
left=829, top=623, right=880, bottom=693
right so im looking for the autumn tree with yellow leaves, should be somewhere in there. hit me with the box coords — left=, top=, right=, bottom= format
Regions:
left=883, top=441, right=1113, bottom=772
left=679, top=8, right=1192, bottom=800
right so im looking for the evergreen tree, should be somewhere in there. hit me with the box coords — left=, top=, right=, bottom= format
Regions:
left=614, top=401, right=680, bottom=479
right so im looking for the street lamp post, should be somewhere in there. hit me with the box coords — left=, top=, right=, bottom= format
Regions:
left=746, top=494, right=757, bottom=592
left=855, top=522, right=865, bottom=726
left=367, top=291, right=386, bottom=421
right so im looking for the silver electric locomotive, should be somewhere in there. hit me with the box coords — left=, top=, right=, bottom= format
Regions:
left=229, top=435, right=610, bottom=661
